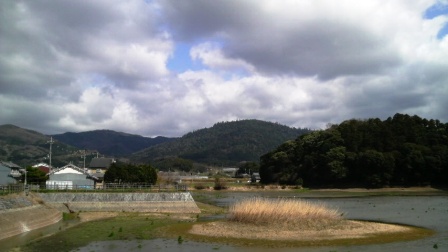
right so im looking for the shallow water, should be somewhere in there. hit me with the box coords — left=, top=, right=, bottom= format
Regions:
left=75, top=194, right=448, bottom=252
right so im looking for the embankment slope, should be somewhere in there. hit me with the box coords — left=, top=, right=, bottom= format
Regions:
left=0, top=192, right=200, bottom=241
left=0, top=193, right=61, bottom=240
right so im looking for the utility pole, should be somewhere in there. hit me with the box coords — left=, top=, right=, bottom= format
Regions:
left=48, top=137, right=54, bottom=173
left=82, top=150, right=86, bottom=169
left=24, top=168, right=28, bottom=195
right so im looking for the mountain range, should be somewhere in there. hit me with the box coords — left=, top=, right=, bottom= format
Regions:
left=0, top=120, right=310, bottom=167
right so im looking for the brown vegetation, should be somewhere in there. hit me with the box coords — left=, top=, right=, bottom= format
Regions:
left=227, top=197, right=342, bottom=228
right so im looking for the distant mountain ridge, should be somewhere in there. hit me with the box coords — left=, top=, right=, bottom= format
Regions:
left=52, top=130, right=176, bottom=157
left=0, top=124, right=79, bottom=167
left=1, top=120, right=310, bottom=167
left=131, top=119, right=311, bottom=166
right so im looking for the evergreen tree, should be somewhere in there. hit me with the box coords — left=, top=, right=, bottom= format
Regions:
left=259, top=113, right=448, bottom=187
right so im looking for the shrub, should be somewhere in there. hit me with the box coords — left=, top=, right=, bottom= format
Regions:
left=194, top=184, right=206, bottom=190
left=213, top=177, right=227, bottom=190
left=227, top=197, right=342, bottom=228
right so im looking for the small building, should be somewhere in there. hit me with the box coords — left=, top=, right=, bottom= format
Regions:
left=222, top=167, right=238, bottom=177
left=87, top=157, right=115, bottom=188
left=32, top=163, right=51, bottom=175
left=46, top=163, right=97, bottom=189
left=251, top=172, right=261, bottom=183
left=0, top=161, right=23, bottom=184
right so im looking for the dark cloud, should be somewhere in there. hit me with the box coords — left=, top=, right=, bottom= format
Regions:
left=161, top=0, right=402, bottom=79
left=160, top=0, right=254, bottom=40
left=227, top=23, right=401, bottom=79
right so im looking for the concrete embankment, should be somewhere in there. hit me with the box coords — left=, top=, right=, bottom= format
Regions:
left=0, top=194, right=61, bottom=240
left=38, top=192, right=201, bottom=213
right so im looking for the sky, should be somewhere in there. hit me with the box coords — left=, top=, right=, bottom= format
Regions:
left=1, top=0, right=448, bottom=137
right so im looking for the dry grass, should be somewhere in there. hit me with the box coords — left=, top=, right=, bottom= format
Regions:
left=227, top=197, right=342, bottom=228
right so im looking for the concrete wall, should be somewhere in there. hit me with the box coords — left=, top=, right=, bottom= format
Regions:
left=38, top=192, right=200, bottom=213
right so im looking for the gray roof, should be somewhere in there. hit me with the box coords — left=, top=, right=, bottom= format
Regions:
left=0, top=161, right=22, bottom=169
left=0, top=165, right=17, bottom=184
left=89, top=158, right=114, bottom=169
left=90, top=172, right=105, bottom=178
left=49, top=163, right=100, bottom=181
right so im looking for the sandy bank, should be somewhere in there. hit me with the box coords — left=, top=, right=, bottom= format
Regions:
left=189, top=220, right=414, bottom=241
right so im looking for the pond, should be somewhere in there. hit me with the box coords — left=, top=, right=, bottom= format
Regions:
left=74, top=192, right=448, bottom=252
left=2, top=191, right=447, bottom=252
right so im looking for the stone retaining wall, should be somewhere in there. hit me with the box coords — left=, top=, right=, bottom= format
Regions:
left=0, top=195, right=34, bottom=211
left=38, top=192, right=201, bottom=213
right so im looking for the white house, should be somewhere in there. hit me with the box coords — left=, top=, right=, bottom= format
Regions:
left=46, top=163, right=97, bottom=189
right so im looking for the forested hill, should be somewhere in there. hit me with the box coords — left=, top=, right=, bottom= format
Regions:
left=260, top=114, right=448, bottom=188
left=131, top=120, right=311, bottom=166
left=0, top=124, right=79, bottom=167
left=52, top=130, right=175, bottom=157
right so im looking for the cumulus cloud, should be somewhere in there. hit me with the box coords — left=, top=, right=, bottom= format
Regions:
left=1, top=0, right=447, bottom=137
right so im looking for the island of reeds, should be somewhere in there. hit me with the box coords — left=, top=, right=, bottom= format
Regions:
left=227, top=197, right=342, bottom=229
left=188, top=197, right=432, bottom=245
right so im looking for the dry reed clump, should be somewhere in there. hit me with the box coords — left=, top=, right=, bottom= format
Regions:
left=227, top=197, right=343, bottom=229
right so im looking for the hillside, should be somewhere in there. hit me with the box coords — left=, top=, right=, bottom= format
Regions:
left=0, top=124, right=80, bottom=167
left=131, top=120, right=311, bottom=166
left=260, top=113, right=448, bottom=188
left=52, top=130, right=175, bottom=157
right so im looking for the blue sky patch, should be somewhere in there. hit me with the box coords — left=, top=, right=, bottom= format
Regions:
left=424, top=2, right=448, bottom=39
left=167, top=43, right=206, bottom=73
left=424, top=2, right=448, bottom=19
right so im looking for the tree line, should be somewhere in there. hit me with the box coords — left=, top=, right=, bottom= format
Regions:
left=259, top=114, right=448, bottom=188
left=104, top=162, right=157, bottom=184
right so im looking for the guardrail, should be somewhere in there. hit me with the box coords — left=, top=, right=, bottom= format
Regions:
left=0, top=183, right=188, bottom=195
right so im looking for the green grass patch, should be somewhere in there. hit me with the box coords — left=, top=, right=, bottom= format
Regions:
left=62, top=212, right=78, bottom=221
left=20, top=213, right=188, bottom=252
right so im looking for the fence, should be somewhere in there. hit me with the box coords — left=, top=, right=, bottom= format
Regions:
left=0, top=184, right=24, bottom=195
left=0, top=183, right=188, bottom=195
